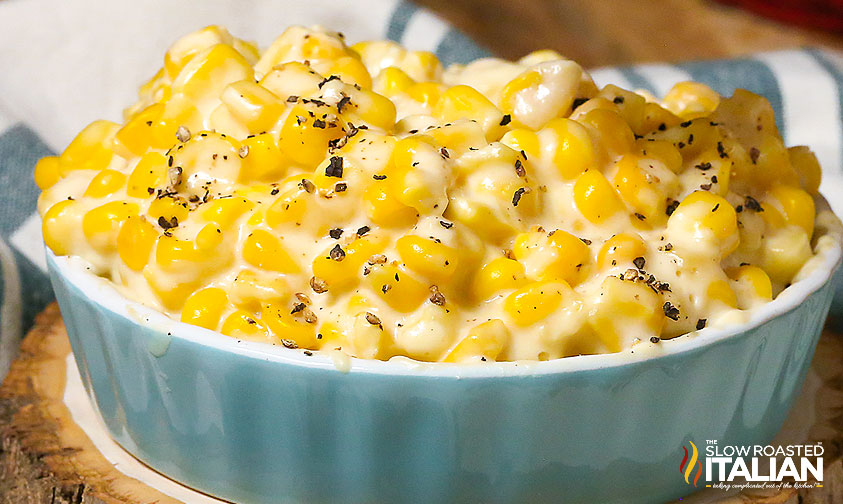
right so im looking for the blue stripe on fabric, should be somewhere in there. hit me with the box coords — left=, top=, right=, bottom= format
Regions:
left=0, top=124, right=54, bottom=235
left=676, top=58, right=786, bottom=136
left=12, top=250, right=51, bottom=332
left=618, top=67, right=656, bottom=94
left=386, top=0, right=419, bottom=43
left=435, top=28, right=491, bottom=66
left=804, top=49, right=843, bottom=171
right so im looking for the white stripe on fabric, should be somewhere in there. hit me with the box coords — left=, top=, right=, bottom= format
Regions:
left=0, top=110, right=11, bottom=135
left=588, top=68, right=636, bottom=91
left=0, top=237, right=22, bottom=380
left=628, top=64, right=694, bottom=99
left=401, top=8, right=449, bottom=52
left=754, top=50, right=843, bottom=174
left=10, top=213, right=46, bottom=272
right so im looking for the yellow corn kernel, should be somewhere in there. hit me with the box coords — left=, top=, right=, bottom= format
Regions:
left=201, top=197, right=254, bottom=229
left=181, top=287, right=228, bottom=330
left=155, top=235, right=201, bottom=269
left=543, top=118, right=595, bottom=179
left=638, top=102, right=682, bottom=135
left=239, top=133, right=290, bottom=182
left=82, top=201, right=139, bottom=252
left=751, top=134, right=800, bottom=188
left=366, top=263, right=429, bottom=313
left=221, top=80, right=285, bottom=134
left=278, top=104, right=343, bottom=166
left=363, top=180, right=418, bottom=227
left=405, top=50, right=442, bottom=82
left=573, top=170, right=625, bottom=224
left=663, top=81, right=721, bottom=119
left=727, top=265, right=773, bottom=309
left=504, top=281, right=570, bottom=326
left=578, top=109, right=635, bottom=156
left=612, top=155, right=664, bottom=220
left=164, top=25, right=235, bottom=78
left=116, top=216, right=158, bottom=271
left=220, top=310, right=269, bottom=340
left=312, top=235, right=386, bottom=290
left=148, top=197, right=189, bottom=226
left=597, top=85, right=646, bottom=133
left=636, top=139, right=682, bottom=174
left=788, top=146, right=821, bottom=195
left=500, top=129, right=540, bottom=161
left=706, top=279, right=738, bottom=309
left=589, top=276, right=664, bottom=352
left=406, top=82, right=447, bottom=108
left=60, top=120, right=120, bottom=174
left=229, top=269, right=287, bottom=311
left=429, top=120, right=487, bottom=157
left=242, top=229, right=299, bottom=273
left=766, top=184, right=815, bottom=237
left=261, top=303, right=319, bottom=349
left=444, top=319, right=510, bottom=363
left=396, top=235, right=459, bottom=282
left=126, top=152, right=168, bottom=198
left=34, top=156, right=61, bottom=190
left=344, top=89, right=397, bottom=131
left=42, top=199, right=81, bottom=255
left=473, top=257, right=527, bottom=301
left=761, top=226, right=813, bottom=284
left=444, top=197, right=515, bottom=244
left=84, top=169, right=126, bottom=198
left=258, top=62, right=324, bottom=100
left=500, top=70, right=541, bottom=114
left=114, top=103, right=175, bottom=156
left=265, top=181, right=310, bottom=227
left=171, top=44, right=254, bottom=104
left=433, top=85, right=504, bottom=140
left=597, top=233, right=647, bottom=270
left=512, top=230, right=590, bottom=284
left=668, top=191, right=738, bottom=256
left=159, top=92, right=203, bottom=136
left=388, top=136, right=446, bottom=213
left=144, top=273, right=200, bottom=311
left=329, top=55, right=372, bottom=89
left=195, top=223, right=224, bottom=250
left=376, top=67, right=414, bottom=96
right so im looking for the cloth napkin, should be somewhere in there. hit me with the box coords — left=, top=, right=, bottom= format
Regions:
left=0, top=0, right=841, bottom=381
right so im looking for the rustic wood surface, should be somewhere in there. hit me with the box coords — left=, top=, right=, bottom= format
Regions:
left=416, top=0, right=843, bottom=67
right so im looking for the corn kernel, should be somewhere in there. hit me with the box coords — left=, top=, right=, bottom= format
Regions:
left=727, top=265, right=773, bottom=309
left=60, top=120, right=120, bottom=174
left=221, top=80, right=285, bottom=133
left=396, top=235, right=459, bottom=282
left=667, top=191, right=738, bottom=257
left=513, top=230, right=589, bottom=284
left=761, top=226, right=813, bottom=284
left=181, top=287, right=228, bottom=330
left=148, top=196, right=189, bottom=226
left=221, top=309, right=269, bottom=340
left=313, top=235, right=386, bottom=290
left=589, top=275, right=664, bottom=352
left=82, top=201, right=139, bottom=252
left=126, top=152, right=168, bottom=198
left=262, top=303, right=319, bottom=349
left=578, top=109, right=635, bottom=156
left=406, top=82, right=447, bottom=108
left=34, top=156, right=61, bottom=190
left=366, top=263, right=429, bottom=313
left=329, top=55, right=373, bottom=89
left=766, top=184, right=815, bottom=237
left=278, top=104, right=343, bottom=166
left=114, top=103, right=174, bottom=156
left=363, top=180, right=418, bottom=227
left=201, top=197, right=254, bottom=229
left=706, top=279, right=738, bottom=309
left=116, top=216, right=158, bottom=270
left=500, top=129, right=540, bottom=161
left=597, top=84, right=646, bottom=133
left=612, top=155, right=664, bottom=220
left=239, top=133, right=290, bottom=182
left=597, top=233, right=646, bottom=270
left=434, top=85, right=503, bottom=140
left=504, top=280, right=570, bottom=326
left=444, top=319, right=509, bottom=362
left=265, top=181, right=310, bottom=227
left=663, top=81, right=720, bottom=119
left=171, top=44, right=254, bottom=104
left=376, top=66, right=414, bottom=96
left=788, top=146, right=821, bottom=195
left=542, top=118, right=596, bottom=179
left=229, top=269, right=287, bottom=311
left=573, top=170, right=625, bottom=224
left=84, top=169, right=126, bottom=198
left=636, top=139, right=682, bottom=174
left=473, top=256, right=527, bottom=301
left=242, top=229, right=299, bottom=273
left=42, top=199, right=82, bottom=255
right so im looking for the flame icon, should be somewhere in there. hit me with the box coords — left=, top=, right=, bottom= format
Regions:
left=680, top=441, right=703, bottom=487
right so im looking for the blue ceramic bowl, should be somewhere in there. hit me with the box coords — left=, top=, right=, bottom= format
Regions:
left=47, top=211, right=842, bottom=504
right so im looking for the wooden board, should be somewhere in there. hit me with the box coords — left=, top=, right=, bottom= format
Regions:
left=1, top=302, right=842, bottom=503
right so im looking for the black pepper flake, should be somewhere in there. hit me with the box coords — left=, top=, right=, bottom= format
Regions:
left=650, top=336, right=661, bottom=343
left=633, top=256, right=646, bottom=269
left=440, top=147, right=450, bottom=159
left=711, top=175, right=718, bottom=184
left=680, top=120, right=692, bottom=128
left=325, top=156, right=344, bottom=177
left=696, top=319, right=707, bottom=330
left=381, top=284, right=391, bottom=294
left=373, top=174, right=387, bottom=180
left=687, top=134, right=694, bottom=145
left=318, top=75, right=340, bottom=88
left=287, top=95, right=299, bottom=103
left=157, top=216, right=179, bottom=229
left=514, top=159, right=525, bottom=177
left=356, top=225, right=370, bottom=236
left=313, top=119, right=327, bottom=129
left=634, top=212, right=646, bottom=221
left=711, top=203, right=720, bottom=212
left=304, top=350, right=313, bottom=356
left=281, top=339, right=299, bottom=349
left=512, top=187, right=527, bottom=207
left=329, top=228, right=343, bottom=239
left=365, top=312, right=383, bottom=328
left=270, top=187, right=280, bottom=196
left=580, top=237, right=592, bottom=245
left=429, top=285, right=446, bottom=306
left=664, top=243, right=673, bottom=251
left=310, top=276, right=328, bottom=293
left=300, top=179, right=316, bottom=193
left=658, top=123, right=667, bottom=131
left=735, top=205, right=743, bottom=213
left=663, top=302, right=680, bottom=321
left=664, top=200, right=679, bottom=217
left=291, top=303, right=306, bottom=314
left=677, top=141, right=685, bottom=149
left=499, top=114, right=512, bottom=126
left=700, top=183, right=712, bottom=191
left=696, top=162, right=712, bottom=171
left=613, top=96, right=625, bottom=104
left=439, top=220, right=454, bottom=229
left=168, top=156, right=174, bottom=167
left=717, top=141, right=728, bottom=158
left=334, top=182, right=347, bottom=193
left=744, top=195, right=763, bottom=212
left=330, top=244, right=346, bottom=261
left=749, top=147, right=760, bottom=164
left=572, top=97, right=588, bottom=110
left=337, top=95, right=351, bottom=113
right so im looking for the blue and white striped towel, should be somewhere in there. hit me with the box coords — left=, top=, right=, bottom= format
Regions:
left=0, top=0, right=841, bottom=381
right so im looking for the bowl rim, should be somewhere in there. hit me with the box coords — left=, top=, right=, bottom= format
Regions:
left=48, top=201, right=843, bottom=378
